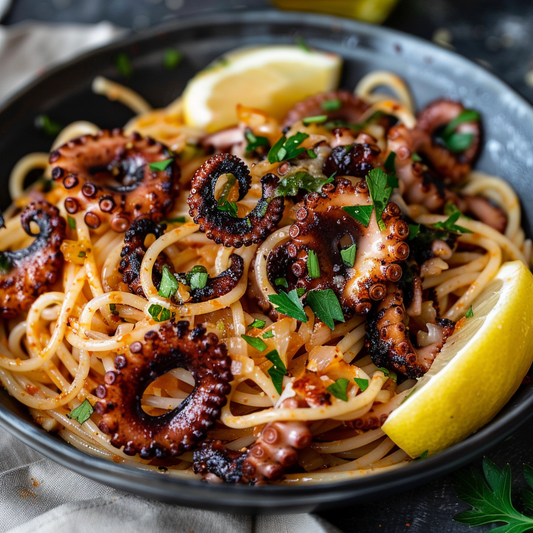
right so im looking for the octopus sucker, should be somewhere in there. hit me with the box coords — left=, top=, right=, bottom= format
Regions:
left=0, top=201, right=65, bottom=318
left=366, top=284, right=455, bottom=378
left=266, top=178, right=409, bottom=316
left=193, top=398, right=312, bottom=484
left=187, top=153, right=284, bottom=248
left=49, top=129, right=181, bottom=231
left=95, top=321, right=233, bottom=459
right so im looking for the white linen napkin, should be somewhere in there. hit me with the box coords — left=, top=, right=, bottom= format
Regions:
left=0, top=21, right=342, bottom=533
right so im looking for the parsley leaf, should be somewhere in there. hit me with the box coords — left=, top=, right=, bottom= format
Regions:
left=275, top=277, right=288, bottom=288
left=158, top=265, right=179, bottom=298
left=189, top=271, right=208, bottom=290
left=268, top=289, right=308, bottom=322
left=465, top=306, right=474, bottom=318
left=411, top=153, right=423, bottom=162
left=408, top=223, right=420, bottom=240
left=78, top=251, right=86, bottom=258
left=305, top=289, right=345, bottom=330
left=267, top=132, right=309, bottom=163
left=340, top=244, right=357, bottom=267
left=67, top=216, right=76, bottom=229
left=275, top=171, right=333, bottom=197
left=377, top=367, right=397, bottom=382
left=116, top=53, right=133, bottom=77
left=444, top=133, right=475, bottom=152
left=433, top=211, right=473, bottom=234
left=265, top=349, right=287, bottom=394
left=384, top=151, right=396, bottom=173
left=262, top=330, right=274, bottom=339
left=307, top=148, right=317, bottom=159
left=166, top=216, right=186, bottom=224
left=307, top=249, right=320, bottom=278
left=35, top=114, right=63, bottom=137
left=443, top=109, right=481, bottom=138
left=296, top=35, right=310, bottom=52
left=149, top=159, right=173, bottom=172
left=367, top=167, right=394, bottom=231
left=342, top=205, right=374, bottom=227
left=321, top=98, right=342, bottom=112
left=217, top=173, right=236, bottom=206
left=454, top=458, right=533, bottom=532
left=244, top=130, right=269, bottom=153
left=66, top=399, right=93, bottom=425
left=217, top=200, right=238, bottom=218
left=241, top=334, right=267, bottom=352
left=248, top=319, right=266, bottom=329
left=0, top=254, right=13, bottom=274
left=148, top=304, right=173, bottom=322
left=164, top=48, right=182, bottom=70
left=439, top=109, right=480, bottom=153
left=302, top=114, right=328, bottom=126
left=327, top=378, right=350, bottom=402
left=354, top=377, right=369, bottom=391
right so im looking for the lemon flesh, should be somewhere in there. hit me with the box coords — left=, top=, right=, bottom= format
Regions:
left=383, top=261, right=533, bottom=458
left=182, top=45, right=342, bottom=132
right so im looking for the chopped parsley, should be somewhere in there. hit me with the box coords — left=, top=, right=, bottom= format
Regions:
left=244, top=130, right=269, bottom=153
left=439, top=109, right=480, bottom=153
left=377, top=367, right=397, bottom=382
left=418, top=450, right=429, bottom=460
left=67, top=216, right=76, bottom=229
left=296, top=35, right=310, bottom=52
left=164, top=48, right=182, bottom=70
left=115, top=53, right=133, bottom=77
left=189, top=270, right=208, bottom=290
left=302, top=114, right=328, bottom=126
left=66, top=399, right=93, bottom=425
left=411, top=153, right=423, bottom=162
left=267, top=132, right=309, bottom=164
left=408, top=223, right=420, bottom=240
left=275, top=277, right=288, bottom=288
left=433, top=211, right=473, bottom=234
left=78, top=251, right=86, bottom=258
left=217, top=200, right=238, bottom=218
left=307, top=249, right=320, bottom=279
left=268, top=289, right=308, bottom=322
left=248, top=319, right=266, bottom=329
left=265, top=349, right=287, bottom=394
left=307, top=149, right=317, bottom=159
left=158, top=265, right=179, bottom=298
left=109, top=303, right=119, bottom=316
left=342, top=205, right=374, bottom=227
left=354, top=377, right=369, bottom=392
left=148, top=304, right=173, bottom=322
left=305, top=289, right=345, bottom=330
left=166, top=216, right=186, bottom=224
left=384, top=151, right=396, bottom=174
left=35, top=114, right=63, bottom=137
left=241, top=334, right=267, bottom=352
left=262, top=330, right=274, bottom=339
left=327, top=378, right=350, bottom=402
left=275, top=171, right=334, bottom=197
left=217, top=173, right=237, bottom=207
left=321, top=98, right=342, bottom=112
left=340, top=244, right=357, bottom=267
left=149, top=158, right=173, bottom=172
left=444, top=201, right=471, bottom=219
left=0, top=254, right=13, bottom=274
left=366, top=167, right=394, bottom=231
left=465, top=306, right=474, bottom=318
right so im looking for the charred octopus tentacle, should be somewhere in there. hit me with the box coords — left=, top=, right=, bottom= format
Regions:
left=268, top=178, right=409, bottom=315
left=95, top=321, right=233, bottom=459
left=0, top=201, right=65, bottom=318
left=49, top=129, right=180, bottom=232
left=119, top=216, right=244, bottom=301
left=193, top=398, right=312, bottom=484
left=366, top=284, right=455, bottom=378
left=187, top=153, right=284, bottom=247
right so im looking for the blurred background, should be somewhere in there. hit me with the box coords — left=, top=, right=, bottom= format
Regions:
left=1, top=0, right=533, bottom=102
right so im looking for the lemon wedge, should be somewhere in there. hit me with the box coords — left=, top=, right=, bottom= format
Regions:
left=182, top=45, right=342, bottom=132
left=383, top=261, right=533, bottom=458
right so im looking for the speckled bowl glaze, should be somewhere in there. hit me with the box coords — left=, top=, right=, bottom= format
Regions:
left=0, top=10, right=532, bottom=514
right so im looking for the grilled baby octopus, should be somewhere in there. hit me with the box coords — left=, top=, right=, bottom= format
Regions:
left=49, top=129, right=180, bottom=232
left=193, top=398, right=312, bottom=484
left=268, top=178, right=409, bottom=316
left=95, top=321, right=232, bottom=459
left=188, top=153, right=285, bottom=248
left=0, top=201, right=65, bottom=318
left=119, top=216, right=244, bottom=301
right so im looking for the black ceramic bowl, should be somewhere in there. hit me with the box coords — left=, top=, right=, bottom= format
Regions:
left=1, top=10, right=532, bottom=514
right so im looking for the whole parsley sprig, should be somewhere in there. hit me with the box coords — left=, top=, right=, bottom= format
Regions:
left=454, top=458, right=533, bottom=532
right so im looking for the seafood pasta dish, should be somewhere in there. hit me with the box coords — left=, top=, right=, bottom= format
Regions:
left=0, top=45, right=531, bottom=486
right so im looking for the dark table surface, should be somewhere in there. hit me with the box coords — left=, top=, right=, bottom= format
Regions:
left=3, top=1, right=533, bottom=532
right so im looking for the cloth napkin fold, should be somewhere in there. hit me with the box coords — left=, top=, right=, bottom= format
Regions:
left=0, top=21, right=342, bottom=533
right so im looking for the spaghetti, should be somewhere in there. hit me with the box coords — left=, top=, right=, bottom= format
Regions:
left=0, top=66, right=530, bottom=485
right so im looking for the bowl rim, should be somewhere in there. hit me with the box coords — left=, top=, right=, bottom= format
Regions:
left=1, top=9, right=532, bottom=512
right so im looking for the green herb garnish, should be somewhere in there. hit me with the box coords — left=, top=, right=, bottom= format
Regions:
left=262, top=330, right=274, bottom=339
left=418, top=450, right=429, bottom=460
left=439, top=109, right=480, bottom=153
left=0, top=254, right=13, bottom=274
left=35, top=114, right=63, bottom=137
left=78, top=251, right=86, bottom=258
left=296, top=35, right=310, bottom=52
left=433, top=211, right=473, bottom=234
left=377, top=367, right=397, bottom=381
left=265, top=349, right=287, bottom=394
left=67, top=216, right=76, bottom=229
left=158, top=265, right=179, bottom=298
left=166, top=216, right=186, bottom=224
left=367, top=167, right=394, bottom=231
left=149, top=158, right=173, bottom=172
left=268, top=289, right=308, bottom=322
left=340, top=244, right=357, bottom=267
left=453, top=458, right=533, bottom=532
left=327, top=378, right=350, bottom=402
left=189, top=270, right=208, bottom=290
left=275, top=277, right=288, bottom=288
left=307, top=249, right=320, bottom=279
left=305, top=289, right=345, bottom=330
left=342, top=205, right=374, bottom=228
left=109, top=303, right=119, bottom=316
left=267, top=132, right=309, bottom=163
left=248, top=319, right=266, bottom=329
left=307, top=149, right=317, bottom=159
left=354, top=377, right=369, bottom=391
left=275, top=171, right=333, bottom=197
left=302, top=114, right=328, bottom=126
left=241, top=334, right=267, bottom=352
left=408, top=223, right=420, bottom=240
left=217, top=200, right=238, bottom=218
left=164, top=48, right=182, bottom=70
left=384, top=151, right=396, bottom=174
left=66, top=399, right=94, bottom=425
left=321, top=98, right=342, bottom=112
left=116, top=53, right=133, bottom=77
left=148, top=304, right=173, bottom=322
left=465, top=306, right=474, bottom=318
left=411, top=153, right=423, bottom=162
left=244, top=130, right=269, bottom=153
